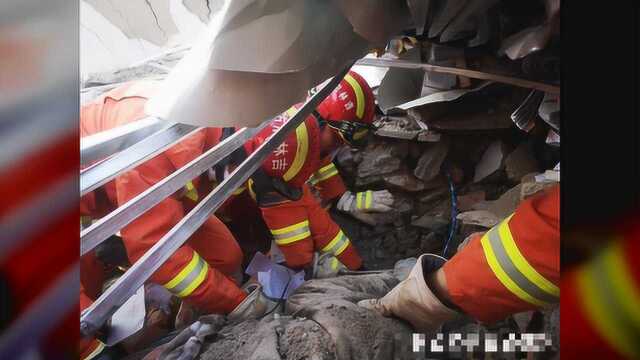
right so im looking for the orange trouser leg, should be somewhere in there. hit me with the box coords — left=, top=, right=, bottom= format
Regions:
left=188, top=215, right=244, bottom=279
left=304, top=188, right=362, bottom=270
left=124, top=238, right=246, bottom=315
left=260, top=185, right=362, bottom=270
left=259, top=199, right=315, bottom=269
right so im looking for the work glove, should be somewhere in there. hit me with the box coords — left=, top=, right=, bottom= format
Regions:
left=227, top=283, right=279, bottom=323
left=336, top=190, right=394, bottom=213
left=357, top=254, right=459, bottom=332
left=311, top=252, right=347, bottom=279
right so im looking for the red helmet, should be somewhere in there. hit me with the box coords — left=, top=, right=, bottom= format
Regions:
left=245, top=104, right=321, bottom=187
left=315, top=70, right=376, bottom=146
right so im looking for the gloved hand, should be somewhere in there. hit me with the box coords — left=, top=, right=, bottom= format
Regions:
left=357, top=254, right=459, bottom=332
left=227, top=283, right=279, bottom=323
left=312, top=252, right=347, bottom=279
left=336, top=190, right=394, bottom=213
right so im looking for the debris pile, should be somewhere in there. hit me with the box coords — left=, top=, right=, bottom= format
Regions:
left=80, top=1, right=561, bottom=357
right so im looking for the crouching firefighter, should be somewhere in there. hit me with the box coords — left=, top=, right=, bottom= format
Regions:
left=215, top=71, right=391, bottom=279
left=79, top=80, right=282, bottom=357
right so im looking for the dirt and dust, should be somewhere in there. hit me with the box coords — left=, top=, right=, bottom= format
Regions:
left=183, top=272, right=415, bottom=360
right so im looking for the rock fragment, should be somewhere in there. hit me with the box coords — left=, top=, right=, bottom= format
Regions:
left=414, top=139, right=450, bottom=182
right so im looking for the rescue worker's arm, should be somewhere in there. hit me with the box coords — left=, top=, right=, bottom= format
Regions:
left=359, top=185, right=560, bottom=331
left=253, top=183, right=363, bottom=275
left=309, top=160, right=395, bottom=212
left=116, top=134, right=245, bottom=314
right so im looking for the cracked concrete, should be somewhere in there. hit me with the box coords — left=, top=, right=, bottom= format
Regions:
left=85, top=0, right=179, bottom=46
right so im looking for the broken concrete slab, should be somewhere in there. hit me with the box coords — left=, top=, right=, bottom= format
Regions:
left=473, top=184, right=522, bottom=219
left=504, top=142, right=539, bottom=183
left=383, top=170, right=426, bottom=192
left=374, top=115, right=422, bottom=140
left=456, top=210, right=500, bottom=228
left=474, top=140, right=509, bottom=182
left=356, top=140, right=407, bottom=178
left=414, top=139, right=450, bottom=182
left=411, top=199, right=451, bottom=231
left=457, top=190, right=486, bottom=211
left=521, top=180, right=556, bottom=200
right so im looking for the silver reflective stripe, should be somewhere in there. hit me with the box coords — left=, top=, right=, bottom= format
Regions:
left=272, top=225, right=310, bottom=243
left=169, top=256, right=207, bottom=296
left=487, top=227, right=559, bottom=304
left=322, top=231, right=350, bottom=256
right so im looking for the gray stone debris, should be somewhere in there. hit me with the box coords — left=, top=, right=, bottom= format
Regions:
left=374, top=115, right=422, bottom=140
left=473, top=184, right=523, bottom=219
left=473, top=140, right=509, bottom=182
left=356, top=140, right=408, bottom=178
left=456, top=210, right=501, bottom=228
left=383, top=170, right=426, bottom=192
left=414, top=139, right=450, bottom=182
left=504, top=142, right=539, bottom=183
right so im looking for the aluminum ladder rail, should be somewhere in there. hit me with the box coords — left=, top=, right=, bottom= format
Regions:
left=80, top=123, right=202, bottom=196
left=80, top=116, right=170, bottom=167
left=80, top=124, right=267, bottom=256
left=80, top=63, right=353, bottom=336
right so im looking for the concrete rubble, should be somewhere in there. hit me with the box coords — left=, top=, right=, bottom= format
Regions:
left=82, top=1, right=560, bottom=357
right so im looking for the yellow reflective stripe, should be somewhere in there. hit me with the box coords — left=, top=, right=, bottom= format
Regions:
left=274, top=231, right=311, bottom=245
left=499, top=216, right=559, bottom=297
left=283, top=123, right=309, bottom=182
left=313, top=168, right=339, bottom=183
left=356, top=192, right=364, bottom=209
left=321, top=230, right=350, bottom=256
left=184, top=181, right=198, bottom=201
left=480, top=233, right=546, bottom=307
left=344, top=74, right=365, bottom=119
left=331, top=257, right=339, bottom=270
left=164, top=252, right=200, bottom=290
left=83, top=340, right=105, bottom=360
left=177, top=261, right=208, bottom=298
left=270, top=220, right=309, bottom=235
left=317, top=163, right=336, bottom=175
left=365, top=191, right=372, bottom=209
left=271, top=220, right=311, bottom=245
left=247, top=179, right=256, bottom=200
left=577, top=242, right=640, bottom=358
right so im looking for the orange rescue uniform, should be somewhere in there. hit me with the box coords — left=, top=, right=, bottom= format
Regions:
left=244, top=110, right=362, bottom=270
left=444, top=185, right=560, bottom=323
left=80, top=81, right=246, bottom=321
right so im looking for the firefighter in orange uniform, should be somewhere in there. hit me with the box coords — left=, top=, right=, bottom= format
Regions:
left=241, top=71, right=395, bottom=277
left=80, top=81, right=274, bottom=358
left=359, top=185, right=560, bottom=331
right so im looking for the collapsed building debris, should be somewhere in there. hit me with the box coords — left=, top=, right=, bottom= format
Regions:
left=78, top=1, right=561, bottom=359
